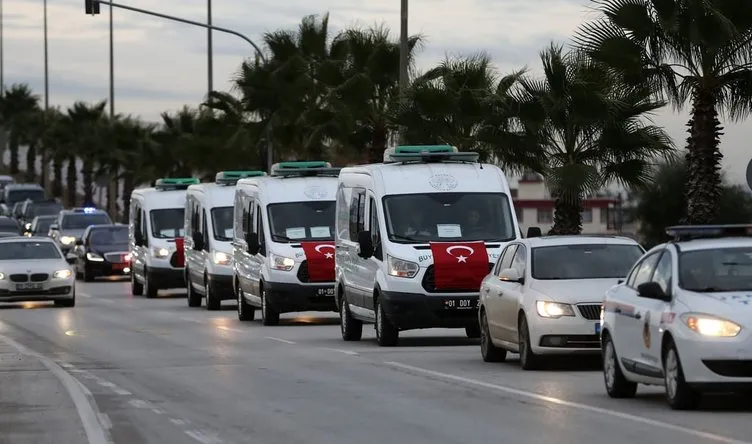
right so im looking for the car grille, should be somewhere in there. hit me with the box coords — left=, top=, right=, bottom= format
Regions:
left=10, top=274, right=28, bottom=282
left=30, top=273, right=48, bottom=282
left=9, top=273, right=48, bottom=283
left=577, top=304, right=602, bottom=320
left=421, top=263, right=494, bottom=293
left=104, top=252, right=128, bottom=263
left=297, top=260, right=309, bottom=283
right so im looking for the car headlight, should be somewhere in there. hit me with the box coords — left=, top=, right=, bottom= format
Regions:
left=60, top=236, right=76, bottom=245
left=536, top=301, right=575, bottom=318
left=213, top=251, right=231, bottom=265
left=682, top=314, right=741, bottom=337
left=269, top=252, right=295, bottom=271
left=0, top=272, right=5, bottom=280
left=86, top=252, right=104, bottom=262
left=53, top=269, right=73, bottom=279
left=151, top=247, right=170, bottom=258
left=24, top=223, right=31, bottom=230
left=387, top=255, right=419, bottom=278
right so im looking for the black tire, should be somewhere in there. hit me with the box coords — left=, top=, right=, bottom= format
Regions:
left=237, top=285, right=255, bottom=321
left=205, top=277, right=220, bottom=311
left=82, top=265, right=95, bottom=282
left=144, top=270, right=158, bottom=299
left=375, top=298, right=398, bottom=347
left=131, top=271, right=143, bottom=296
left=663, top=340, right=701, bottom=410
left=55, top=289, right=76, bottom=308
left=186, top=275, right=201, bottom=307
left=260, top=287, right=280, bottom=326
left=340, top=296, right=363, bottom=341
left=602, top=333, right=637, bottom=398
left=465, top=324, right=481, bottom=339
left=518, top=315, right=542, bottom=370
left=480, top=310, right=506, bottom=362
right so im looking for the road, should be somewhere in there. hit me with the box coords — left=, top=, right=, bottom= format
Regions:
left=0, top=279, right=750, bottom=444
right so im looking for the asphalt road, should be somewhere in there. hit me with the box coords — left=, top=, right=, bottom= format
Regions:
left=0, top=279, right=750, bottom=444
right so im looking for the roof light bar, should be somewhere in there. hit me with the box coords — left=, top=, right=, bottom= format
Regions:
left=271, top=161, right=340, bottom=177
left=665, top=224, right=752, bottom=241
left=154, top=177, right=199, bottom=190
left=383, top=145, right=479, bottom=163
left=215, top=170, right=266, bottom=185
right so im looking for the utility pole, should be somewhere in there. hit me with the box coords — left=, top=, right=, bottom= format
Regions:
left=207, top=0, right=213, bottom=98
left=43, top=0, right=49, bottom=110
left=0, top=0, right=4, bottom=95
left=398, top=0, right=409, bottom=143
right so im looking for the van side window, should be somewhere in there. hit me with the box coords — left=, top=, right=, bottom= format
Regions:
left=236, top=195, right=247, bottom=239
left=201, top=209, right=209, bottom=250
left=185, top=200, right=193, bottom=234
left=368, top=197, right=382, bottom=260
left=140, top=209, right=149, bottom=246
left=256, top=205, right=265, bottom=256
left=349, top=188, right=365, bottom=239
left=336, top=187, right=352, bottom=241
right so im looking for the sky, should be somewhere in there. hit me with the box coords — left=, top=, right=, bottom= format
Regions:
left=3, top=0, right=752, bottom=186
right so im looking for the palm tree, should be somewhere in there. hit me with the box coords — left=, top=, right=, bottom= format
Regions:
left=64, top=100, right=107, bottom=205
left=0, top=84, right=40, bottom=175
left=574, top=0, right=752, bottom=224
left=513, top=45, right=674, bottom=234
left=29, top=106, right=65, bottom=189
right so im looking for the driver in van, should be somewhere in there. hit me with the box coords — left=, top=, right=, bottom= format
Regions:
left=404, top=211, right=432, bottom=237
left=464, top=209, right=484, bottom=237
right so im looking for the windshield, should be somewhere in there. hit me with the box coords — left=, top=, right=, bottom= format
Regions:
left=89, top=227, right=128, bottom=244
left=267, top=201, right=335, bottom=242
left=0, top=241, right=61, bottom=260
left=383, top=192, right=516, bottom=243
left=211, top=207, right=234, bottom=241
left=680, top=247, right=752, bottom=292
left=0, top=217, right=20, bottom=233
left=531, top=244, right=644, bottom=280
left=34, top=218, right=55, bottom=233
left=150, top=208, right=185, bottom=239
left=29, top=202, right=63, bottom=217
left=6, top=189, right=45, bottom=205
left=61, top=213, right=112, bottom=230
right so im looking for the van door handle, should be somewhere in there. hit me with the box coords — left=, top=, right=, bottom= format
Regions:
left=614, top=308, right=622, bottom=314
left=496, top=291, right=503, bottom=296
left=634, top=313, right=641, bottom=320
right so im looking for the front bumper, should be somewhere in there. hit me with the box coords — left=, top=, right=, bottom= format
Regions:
left=674, top=333, right=752, bottom=389
left=380, top=290, right=479, bottom=331
left=148, top=266, right=184, bottom=290
left=529, top=314, right=602, bottom=355
left=264, top=281, right=336, bottom=314
left=0, top=284, right=74, bottom=302
left=86, top=259, right=130, bottom=276
left=208, top=273, right=234, bottom=300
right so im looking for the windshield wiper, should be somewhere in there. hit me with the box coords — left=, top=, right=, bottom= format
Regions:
left=390, top=234, right=419, bottom=242
left=686, top=287, right=724, bottom=292
left=272, top=234, right=294, bottom=242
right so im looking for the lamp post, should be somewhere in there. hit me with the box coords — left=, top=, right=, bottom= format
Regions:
left=43, top=0, right=48, bottom=110
left=398, top=0, right=408, bottom=143
left=207, top=0, right=212, bottom=98
left=0, top=0, right=4, bottom=94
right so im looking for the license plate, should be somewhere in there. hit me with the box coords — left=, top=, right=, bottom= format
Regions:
left=16, top=282, right=43, bottom=291
left=112, top=263, right=126, bottom=270
left=595, top=322, right=601, bottom=334
left=444, top=298, right=477, bottom=310
left=317, top=288, right=334, bottom=296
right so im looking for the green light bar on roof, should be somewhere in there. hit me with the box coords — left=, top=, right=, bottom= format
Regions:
left=394, top=145, right=456, bottom=154
left=383, top=145, right=478, bottom=163
left=155, top=177, right=199, bottom=190
left=274, top=161, right=331, bottom=170
left=270, top=161, right=340, bottom=178
left=215, top=170, right=266, bottom=185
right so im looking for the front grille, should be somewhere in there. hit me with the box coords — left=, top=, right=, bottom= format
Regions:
left=104, top=252, right=127, bottom=263
left=30, top=273, right=48, bottom=282
left=539, top=334, right=601, bottom=348
left=421, top=263, right=494, bottom=293
left=702, top=360, right=752, bottom=377
left=297, top=260, right=310, bottom=283
left=9, top=274, right=28, bottom=283
left=578, top=304, right=601, bottom=320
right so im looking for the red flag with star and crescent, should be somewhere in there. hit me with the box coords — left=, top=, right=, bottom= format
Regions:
left=429, top=241, right=488, bottom=290
left=173, top=237, right=185, bottom=267
left=300, top=241, right=336, bottom=282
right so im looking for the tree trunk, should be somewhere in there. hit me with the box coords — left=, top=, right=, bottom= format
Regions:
left=549, top=196, right=583, bottom=235
left=8, top=132, right=20, bottom=175
left=107, top=165, right=118, bottom=219
left=366, top=125, right=388, bottom=164
left=66, top=156, right=77, bottom=207
left=122, top=173, right=135, bottom=223
left=52, top=155, right=64, bottom=198
left=82, top=158, right=94, bottom=204
left=684, top=88, right=723, bottom=225
left=24, top=142, right=36, bottom=182
left=39, top=149, right=47, bottom=189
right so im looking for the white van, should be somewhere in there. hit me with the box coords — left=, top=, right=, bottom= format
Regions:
left=184, top=171, right=266, bottom=310
left=335, top=145, right=521, bottom=346
left=129, top=178, right=198, bottom=298
left=233, top=161, right=341, bottom=325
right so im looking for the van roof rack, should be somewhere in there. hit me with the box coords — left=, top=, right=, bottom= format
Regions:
left=383, top=145, right=479, bottom=163
left=665, top=224, right=752, bottom=241
left=215, top=170, right=266, bottom=185
left=154, top=178, right=199, bottom=190
left=271, top=161, right=341, bottom=178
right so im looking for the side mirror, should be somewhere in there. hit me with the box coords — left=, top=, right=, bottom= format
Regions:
left=637, top=282, right=671, bottom=302
left=246, top=232, right=260, bottom=255
left=498, top=268, right=524, bottom=284
left=75, top=239, right=83, bottom=246
left=49, top=223, right=59, bottom=231
left=526, top=227, right=542, bottom=238
left=357, top=231, right=374, bottom=258
left=65, top=254, right=77, bottom=264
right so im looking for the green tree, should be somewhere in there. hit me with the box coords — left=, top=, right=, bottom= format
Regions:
left=65, top=100, right=108, bottom=205
left=0, top=84, right=40, bottom=175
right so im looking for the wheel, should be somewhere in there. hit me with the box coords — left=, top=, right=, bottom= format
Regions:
left=205, top=277, right=220, bottom=311
left=143, top=270, right=158, bottom=299
left=55, top=289, right=75, bottom=308
left=664, top=340, right=701, bottom=410
left=602, top=334, right=637, bottom=398
left=518, top=315, right=542, bottom=370
left=260, top=287, right=280, bottom=326
left=339, top=295, right=362, bottom=341
left=82, top=265, right=95, bottom=282
left=131, top=270, right=143, bottom=296
left=186, top=276, right=201, bottom=307
left=375, top=298, right=398, bottom=347
left=465, top=324, right=481, bottom=339
left=237, top=286, right=255, bottom=321
left=480, top=311, right=506, bottom=362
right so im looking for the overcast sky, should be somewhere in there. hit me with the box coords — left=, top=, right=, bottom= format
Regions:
left=4, top=0, right=751, bottom=185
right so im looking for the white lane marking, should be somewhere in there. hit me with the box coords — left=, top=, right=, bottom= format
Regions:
left=0, top=332, right=113, bottom=444
left=151, top=408, right=165, bottom=415
left=170, top=418, right=187, bottom=426
left=216, top=326, right=244, bottom=333
left=320, top=347, right=359, bottom=356
left=59, top=362, right=76, bottom=368
left=81, top=294, right=92, bottom=298
left=264, top=336, right=296, bottom=344
left=112, top=388, right=132, bottom=396
left=128, top=399, right=150, bottom=409
left=185, top=429, right=224, bottom=444
left=180, top=317, right=204, bottom=324
left=97, top=381, right=116, bottom=388
left=385, top=361, right=751, bottom=444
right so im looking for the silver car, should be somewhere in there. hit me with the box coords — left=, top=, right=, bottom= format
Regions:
left=0, top=236, right=76, bottom=307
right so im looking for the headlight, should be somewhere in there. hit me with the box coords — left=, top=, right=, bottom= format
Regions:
left=53, top=269, right=73, bottom=279
left=151, top=247, right=170, bottom=258
left=682, top=314, right=741, bottom=337
left=0, top=272, right=5, bottom=280
left=387, top=255, right=419, bottom=278
left=269, top=252, right=295, bottom=271
left=60, top=236, right=76, bottom=245
left=86, top=252, right=104, bottom=262
left=213, top=251, right=231, bottom=265
left=24, top=223, right=31, bottom=230
left=536, top=301, right=575, bottom=318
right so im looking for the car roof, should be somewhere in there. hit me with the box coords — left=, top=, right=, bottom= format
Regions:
left=33, top=215, right=57, bottom=221
left=661, top=237, right=752, bottom=252
left=4, top=183, right=43, bottom=190
left=0, top=235, right=53, bottom=243
left=522, top=235, right=640, bottom=248
left=60, top=209, right=108, bottom=215
left=87, top=224, right=123, bottom=230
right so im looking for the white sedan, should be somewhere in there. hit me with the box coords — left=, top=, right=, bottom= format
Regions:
left=0, top=236, right=76, bottom=307
left=602, top=225, right=752, bottom=410
left=479, top=234, right=644, bottom=369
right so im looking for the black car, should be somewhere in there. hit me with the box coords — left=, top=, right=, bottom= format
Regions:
left=26, top=215, right=57, bottom=237
left=72, top=224, right=130, bottom=281
left=20, top=199, right=63, bottom=228
left=0, top=216, right=22, bottom=236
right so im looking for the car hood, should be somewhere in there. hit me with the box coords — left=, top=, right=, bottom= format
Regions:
left=0, top=258, right=70, bottom=273
left=91, top=243, right=129, bottom=254
left=530, top=278, right=623, bottom=304
left=60, top=229, right=85, bottom=239
left=679, top=291, right=752, bottom=326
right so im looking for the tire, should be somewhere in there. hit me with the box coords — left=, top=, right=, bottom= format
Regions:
left=339, top=296, right=363, bottom=341
left=465, top=324, right=481, bottom=339
left=144, top=270, right=158, bottom=299
left=260, top=287, right=280, bottom=326
left=375, top=298, right=398, bottom=347
left=205, top=277, right=220, bottom=311
left=186, top=274, right=201, bottom=307
left=55, top=289, right=76, bottom=308
left=480, top=310, right=506, bottom=362
left=518, top=315, right=542, bottom=370
left=663, top=340, right=701, bottom=410
left=237, top=286, right=255, bottom=321
left=131, top=270, right=143, bottom=296
left=602, top=333, right=637, bottom=398
left=82, top=265, right=95, bottom=282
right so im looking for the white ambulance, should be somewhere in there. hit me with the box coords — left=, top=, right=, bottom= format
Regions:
left=129, top=178, right=197, bottom=298
left=232, top=161, right=341, bottom=325
left=184, top=171, right=266, bottom=310
left=336, top=145, right=522, bottom=346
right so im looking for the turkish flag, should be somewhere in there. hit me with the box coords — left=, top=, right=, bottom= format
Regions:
left=173, top=237, right=185, bottom=267
left=300, top=241, right=336, bottom=282
left=429, top=241, right=488, bottom=290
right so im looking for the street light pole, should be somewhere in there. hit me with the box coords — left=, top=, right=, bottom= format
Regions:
left=207, top=0, right=213, bottom=98
left=43, top=0, right=49, bottom=111
left=398, top=0, right=408, bottom=143
left=108, top=1, right=114, bottom=118
left=0, top=0, right=4, bottom=94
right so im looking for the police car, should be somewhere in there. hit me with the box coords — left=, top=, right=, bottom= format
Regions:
left=49, top=208, right=112, bottom=255
left=601, top=225, right=752, bottom=410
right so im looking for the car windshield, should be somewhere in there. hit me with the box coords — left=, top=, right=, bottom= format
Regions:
left=6, top=189, right=45, bottom=205
left=150, top=208, right=185, bottom=239
left=89, top=227, right=128, bottom=244
left=211, top=207, right=234, bottom=241
left=34, top=218, right=55, bottom=233
left=61, top=213, right=112, bottom=230
left=679, top=247, right=752, bottom=292
left=383, top=192, right=516, bottom=243
left=267, top=201, right=335, bottom=242
left=0, top=217, right=20, bottom=233
left=531, top=244, right=644, bottom=280
left=0, top=241, right=61, bottom=260
left=30, top=202, right=63, bottom=217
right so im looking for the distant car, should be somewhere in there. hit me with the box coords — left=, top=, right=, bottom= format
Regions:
left=11, top=202, right=25, bottom=220
left=72, top=224, right=130, bottom=281
left=0, top=175, right=13, bottom=192
left=0, top=236, right=76, bottom=307
left=0, top=216, right=22, bottom=236
left=49, top=208, right=112, bottom=255
left=26, top=215, right=57, bottom=237
left=1, top=183, right=46, bottom=215
left=20, top=199, right=63, bottom=229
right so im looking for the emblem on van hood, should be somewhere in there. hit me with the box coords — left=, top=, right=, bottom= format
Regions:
left=304, top=186, right=328, bottom=199
left=429, top=174, right=458, bottom=191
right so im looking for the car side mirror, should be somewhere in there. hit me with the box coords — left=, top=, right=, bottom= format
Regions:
left=357, top=231, right=373, bottom=258
left=49, top=223, right=59, bottom=231
left=499, top=268, right=524, bottom=284
left=526, top=227, right=542, bottom=238
left=65, top=254, right=77, bottom=264
left=75, top=239, right=83, bottom=246
left=246, top=232, right=260, bottom=255
left=637, top=282, right=671, bottom=302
